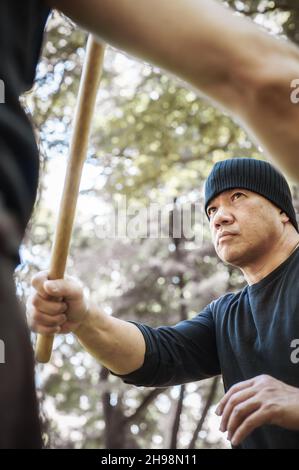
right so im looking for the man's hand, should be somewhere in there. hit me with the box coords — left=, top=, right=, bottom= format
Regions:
left=27, top=271, right=89, bottom=335
left=27, top=271, right=146, bottom=375
left=216, top=374, right=299, bottom=446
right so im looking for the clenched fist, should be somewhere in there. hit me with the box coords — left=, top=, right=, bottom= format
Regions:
left=27, top=271, right=89, bottom=335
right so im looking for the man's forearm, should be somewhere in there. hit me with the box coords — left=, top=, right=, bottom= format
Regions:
left=49, top=0, right=299, bottom=179
left=48, top=0, right=278, bottom=108
left=75, top=304, right=146, bottom=375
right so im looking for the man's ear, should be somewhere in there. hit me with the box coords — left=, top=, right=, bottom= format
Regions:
left=280, top=210, right=290, bottom=224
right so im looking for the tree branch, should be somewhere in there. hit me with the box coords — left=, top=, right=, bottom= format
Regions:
left=188, top=376, right=220, bottom=449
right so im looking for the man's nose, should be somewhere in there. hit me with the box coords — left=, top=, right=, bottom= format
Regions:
left=212, top=207, right=234, bottom=228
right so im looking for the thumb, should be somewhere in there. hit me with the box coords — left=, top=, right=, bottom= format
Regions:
left=43, top=278, right=83, bottom=300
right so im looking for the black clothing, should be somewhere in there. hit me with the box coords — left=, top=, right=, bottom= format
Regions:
left=117, top=249, right=299, bottom=449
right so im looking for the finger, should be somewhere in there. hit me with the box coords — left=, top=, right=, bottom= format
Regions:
left=226, top=397, right=260, bottom=440
left=44, top=277, right=83, bottom=301
left=231, top=408, right=269, bottom=446
left=32, top=311, right=67, bottom=328
left=216, top=378, right=254, bottom=416
left=31, top=272, right=64, bottom=301
left=31, top=294, right=67, bottom=316
left=31, top=271, right=50, bottom=296
left=220, top=388, right=256, bottom=432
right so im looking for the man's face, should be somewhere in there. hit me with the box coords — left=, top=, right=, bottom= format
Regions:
left=207, top=189, right=287, bottom=267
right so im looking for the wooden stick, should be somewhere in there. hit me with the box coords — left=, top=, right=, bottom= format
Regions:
left=35, top=36, right=106, bottom=363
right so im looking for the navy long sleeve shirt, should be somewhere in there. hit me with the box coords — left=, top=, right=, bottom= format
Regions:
left=115, top=248, right=299, bottom=449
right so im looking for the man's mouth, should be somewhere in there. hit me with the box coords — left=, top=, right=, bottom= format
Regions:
left=217, top=232, right=238, bottom=245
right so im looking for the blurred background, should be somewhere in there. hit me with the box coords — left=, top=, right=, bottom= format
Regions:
left=17, top=0, right=299, bottom=449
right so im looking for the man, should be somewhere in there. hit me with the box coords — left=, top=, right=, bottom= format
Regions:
left=28, top=158, right=299, bottom=449
left=1, top=0, right=299, bottom=448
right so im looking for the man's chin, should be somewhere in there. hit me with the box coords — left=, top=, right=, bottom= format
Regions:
left=217, top=247, right=245, bottom=267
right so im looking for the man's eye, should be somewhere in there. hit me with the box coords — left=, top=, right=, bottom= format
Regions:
left=208, top=207, right=216, bottom=217
left=232, top=192, right=244, bottom=201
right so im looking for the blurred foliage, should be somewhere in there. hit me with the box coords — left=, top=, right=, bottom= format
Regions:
left=17, top=1, right=299, bottom=449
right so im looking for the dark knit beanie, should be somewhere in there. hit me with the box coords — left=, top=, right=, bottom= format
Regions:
left=204, top=158, right=298, bottom=232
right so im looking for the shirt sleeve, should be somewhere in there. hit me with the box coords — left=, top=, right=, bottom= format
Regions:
left=111, top=303, right=221, bottom=387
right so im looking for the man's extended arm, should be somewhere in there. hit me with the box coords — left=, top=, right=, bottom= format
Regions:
left=46, top=0, right=299, bottom=180
left=28, top=273, right=299, bottom=444
left=27, top=272, right=220, bottom=384
left=27, top=272, right=146, bottom=375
